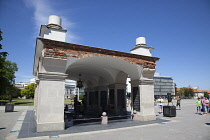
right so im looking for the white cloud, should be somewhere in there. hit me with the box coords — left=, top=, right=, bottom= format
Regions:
left=23, top=0, right=78, bottom=43
left=15, top=72, right=34, bottom=83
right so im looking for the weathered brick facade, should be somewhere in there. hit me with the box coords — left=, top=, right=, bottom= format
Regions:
left=40, top=38, right=159, bottom=69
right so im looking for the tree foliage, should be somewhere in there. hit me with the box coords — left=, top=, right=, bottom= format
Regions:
left=2, top=85, right=21, bottom=100
left=204, top=92, right=209, bottom=98
left=0, top=29, right=18, bottom=96
left=179, top=87, right=194, bottom=98
left=21, top=83, right=35, bottom=99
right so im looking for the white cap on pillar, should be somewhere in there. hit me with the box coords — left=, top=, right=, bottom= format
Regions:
left=40, top=15, right=67, bottom=42
left=47, top=15, right=62, bottom=29
left=136, top=37, right=146, bottom=46
left=130, top=37, right=153, bottom=57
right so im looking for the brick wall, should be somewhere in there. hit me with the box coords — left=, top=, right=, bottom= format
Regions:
left=40, top=38, right=159, bottom=69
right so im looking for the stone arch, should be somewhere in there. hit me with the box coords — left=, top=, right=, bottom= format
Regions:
left=33, top=38, right=159, bottom=132
left=65, top=56, right=143, bottom=85
left=115, top=71, right=129, bottom=84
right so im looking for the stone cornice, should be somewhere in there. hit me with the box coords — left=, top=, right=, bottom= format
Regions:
left=38, top=38, right=160, bottom=69
left=38, top=72, right=68, bottom=81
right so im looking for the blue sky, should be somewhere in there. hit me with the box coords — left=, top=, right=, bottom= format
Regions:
left=0, top=0, right=210, bottom=90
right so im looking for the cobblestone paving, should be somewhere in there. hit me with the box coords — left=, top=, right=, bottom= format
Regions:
left=1, top=100, right=210, bottom=140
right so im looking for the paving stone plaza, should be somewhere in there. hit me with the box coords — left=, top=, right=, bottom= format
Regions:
left=1, top=99, right=209, bottom=140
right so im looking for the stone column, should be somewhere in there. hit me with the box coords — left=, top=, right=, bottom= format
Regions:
left=94, top=87, right=101, bottom=113
left=87, top=88, right=95, bottom=107
left=139, top=79, right=156, bottom=121
left=98, top=86, right=108, bottom=112
left=35, top=72, right=67, bottom=132
left=84, top=88, right=89, bottom=106
left=109, top=84, right=126, bottom=115
left=131, top=68, right=156, bottom=121
left=34, top=78, right=39, bottom=121
left=130, top=80, right=140, bottom=114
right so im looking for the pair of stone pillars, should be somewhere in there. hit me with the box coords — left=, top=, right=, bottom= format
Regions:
left=34, top=69, right=156, bottom=132
left=85, top=84, right=126, bottom=116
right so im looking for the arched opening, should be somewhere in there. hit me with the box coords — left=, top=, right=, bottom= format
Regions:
left=33, top=37, right=158, bottom=132
left=64, top=56, right=142, bottom=126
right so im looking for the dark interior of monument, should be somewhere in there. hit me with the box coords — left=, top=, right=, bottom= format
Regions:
left=64, top=95, right=131, bottom=128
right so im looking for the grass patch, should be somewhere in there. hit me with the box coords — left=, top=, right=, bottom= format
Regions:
left=1, top=99, right=77, bottom=106
left=12, top=99, right=34, bottom=106
left=64, top=99, right=74, bottom=105
left=0, top=99, right=34, bottom=106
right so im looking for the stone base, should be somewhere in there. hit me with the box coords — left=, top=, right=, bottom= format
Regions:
left=5, top=103, right=14, bottom=112
left=101, top=116, right=108, bottom=124
left=36, top=122, right=64, bottom=132
left=133, top=114, right=156, bottom=121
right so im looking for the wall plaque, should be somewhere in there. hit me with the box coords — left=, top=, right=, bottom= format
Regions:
left=133, top=87, right=140, bottom=111
left=100, top=91, right=108, bottom=106
left=117, top=89, right=125, bottom=108
left=109, top=89, right=114, bottom=104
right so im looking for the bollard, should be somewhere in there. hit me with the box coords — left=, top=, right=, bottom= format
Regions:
left=101, top=112, right=108, bottom=124
left=64, top=114, right=68, bottom=128
left=132, top=110, right=138, bottom=121
left=5, top=103, right=14, bottom=112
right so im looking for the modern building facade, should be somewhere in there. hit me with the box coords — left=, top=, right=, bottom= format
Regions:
left=65, top=80, right=80, bottom=99
left=30, top=78, right=78, bottom=99
left=15, top=82, right=30, bottom=90
left=154, top=73, right=175, bottom=99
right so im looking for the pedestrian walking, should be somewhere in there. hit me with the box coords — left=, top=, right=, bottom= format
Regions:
left=205, top=97, right=209, bottom=113
left=196, top=97, right=201, bottom=114
left=201, top=96, right=207, bottom=115
left=176, top=96, right=181, bottom=110
left=157, top=96, right=164, bottom=114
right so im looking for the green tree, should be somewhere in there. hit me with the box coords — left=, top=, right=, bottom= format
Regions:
left=6, top=85, right=21, bottom=98
left=21, top=83, right=35, bottom=99
left=0, top=29, right=8, bottom=57
left=0, top=29, right=18, bottom=97
left=185, top=88, right=194, bottom=97
left=204, top=92, right=209, bottom=98
left=179, top=87, right=194, bottom=98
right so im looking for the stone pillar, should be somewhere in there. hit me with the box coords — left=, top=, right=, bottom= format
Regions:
left=131, top=68, right=156, bottom=121
left=139, top=79, right=156, bottom=121
left=130, top=80, right=140, bottom=115
left=95, top=87, right=101, bottom=111
left=98, top=86, right=108, bottom=112
left=84, top=88, right=89, bottom=106
left=35, top=72, right=67, bottom=132
left=109, top=84, right=117, bottom=115
left=109, top=84, right=126, bottom=115
left=34, top=78, right=40, bottom=121
left=87, top=88, right=95, bottom=107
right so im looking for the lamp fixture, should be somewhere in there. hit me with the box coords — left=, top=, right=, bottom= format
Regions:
left=76, top=74, right=83, bottom=88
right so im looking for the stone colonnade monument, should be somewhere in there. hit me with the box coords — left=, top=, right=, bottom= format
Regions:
left=33, top=15, right=160, bottom=132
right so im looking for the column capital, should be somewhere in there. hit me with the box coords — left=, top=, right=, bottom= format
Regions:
left=140, top=79, right=154, bottom=85
left=142, top=68, right=156, bottom=74
left=38, top=72, right=68, bottom=81
left=130, top=79, right=154, bottom=85
left=108, top=83, right=126, bottom=89
left=129, top=80, right=141, bottom=85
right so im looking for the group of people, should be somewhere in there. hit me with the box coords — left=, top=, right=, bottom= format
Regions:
left=156, top=96, right=181, bottom=114
left=157, top=96, right=210, bottom=115
left=196, top=96, right=209, bottom=115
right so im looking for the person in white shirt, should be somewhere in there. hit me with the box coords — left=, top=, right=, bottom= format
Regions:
left=157, top=96, right=164, bottom=114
